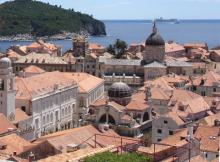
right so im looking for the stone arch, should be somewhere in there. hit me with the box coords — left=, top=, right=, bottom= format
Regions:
left=143, top=112, right=149, bottom=122
left=99, top=114, right=116, bottom=125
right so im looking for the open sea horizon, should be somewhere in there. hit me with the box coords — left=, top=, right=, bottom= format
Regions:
left=0, top=19, right=220, bottom=53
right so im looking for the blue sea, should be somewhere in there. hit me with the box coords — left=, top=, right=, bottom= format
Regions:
left=0, top=20, right=220, bottom=53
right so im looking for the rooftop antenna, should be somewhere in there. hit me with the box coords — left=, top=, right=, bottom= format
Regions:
left=153, top=20, right=157, bottom=34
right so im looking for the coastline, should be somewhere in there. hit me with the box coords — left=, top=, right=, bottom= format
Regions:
left=0, top=32, right=90, bottom=42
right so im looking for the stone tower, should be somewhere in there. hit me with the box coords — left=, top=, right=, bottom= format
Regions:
left=143, top=21, right=165, bottom=64
left=0, top=57, right=15, bottom=121
left=72, top=35, right=89, bottom=57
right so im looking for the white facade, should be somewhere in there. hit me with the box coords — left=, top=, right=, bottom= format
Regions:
left=32, top=86, right=78, bottom=138
left=78, top=82, right=105, bottom=119
left=15, top=72, right=78, bottom=139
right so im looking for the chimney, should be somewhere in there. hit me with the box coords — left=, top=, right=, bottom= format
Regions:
left=187, top=122, right=193, bottom=141
left=28, top=152, right=35, bottom=162
left=13, top=151, right=17, bottom=156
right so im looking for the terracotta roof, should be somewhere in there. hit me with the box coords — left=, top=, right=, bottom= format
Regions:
left=165, top=42, right=185, bottom=53
left=62, top=52, right=76, bottom=64
left=16, top=53, right=67, bottom=64
left=63, top=72, right=104, bottom=93
left=191, top=155, right=209, bottom=162
left=0, top=114, right=17, bottom=135
left=27, top=42, right=42, bottom=49
left=137, top=145, right=172, bottom=155
left=6, top=49, right=21, bottom=59
left=151, top=87, right=171, bottom=100
left=13, top=108, right=31, bottom=124
left=16, top=71, right=76, bottom=100
left=164, top=111, right=185, bottom=126
left=184, top=43, right=207, bottom=49
left=192, top=71, right=220, bottom=87
left=89, top=53, right=98, bottom=59
left=89, top=43, right=105, bottom=50
left=109, top=101, right=126, bottom=112
left=211, top=50, right=220, bottom=56
left=33, top=125, right=135, bottom=153
left=171, top=89, right=209, bottom=115
left=194, top=126, right=220, bottom=152
left=199, top=112, right=220, bottom=126
left=126, top=92, right=149, bottom=111
left=145, top=78, right=172, bottom=91
left=22, top=65, right=45, bottom=74
left=121, top=114, right=132, bottom=122
left=160, top=128, right=188, bottom=146
left=39, top=146, right=115, bottom=162
left=90, top=98, right=107, bottom=107
left=0, top=133, right=31, bottom=156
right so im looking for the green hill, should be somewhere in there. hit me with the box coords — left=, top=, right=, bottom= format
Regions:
left=0, top=0, right=106, bottom=36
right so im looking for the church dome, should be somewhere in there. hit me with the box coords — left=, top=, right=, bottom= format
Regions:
left=0, top=57, right=12, bottom=68
left=146, top=32, right=165, bottom=46
left=145, top=21, right=165, bottom=46
left=108, top=82, right=132, bottom=98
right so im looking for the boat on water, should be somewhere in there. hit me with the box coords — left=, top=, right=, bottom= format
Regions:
left=155, top=17, right=180, bottom=24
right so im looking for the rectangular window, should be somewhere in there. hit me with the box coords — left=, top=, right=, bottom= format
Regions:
left=169, top=130, right=174, bottom=135
left=164, top=120, right=168, bottom=124
left=157, top=129, right=162, bottom=134
left=157, top=138, right=161, bottom=142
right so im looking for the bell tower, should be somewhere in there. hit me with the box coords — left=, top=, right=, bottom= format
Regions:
left=0, top=57, right=15, bottom=121
left=72, top=35, right=89, bottom=57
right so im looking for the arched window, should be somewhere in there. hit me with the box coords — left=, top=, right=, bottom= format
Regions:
left=43, top=116, right=46, bottom=125
left=68, top=106, right=71, bottom=114
left=62, top=109, right=64, bottom=116
left=50, top=113, right=53, bottom=122
left=46, top=114, right=49, bottom=123
left=143, top=112, right=149, bottom=122
left=65, top=107, right=68, bottom=115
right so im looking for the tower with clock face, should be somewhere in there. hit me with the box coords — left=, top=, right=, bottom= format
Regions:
left=0, top=57, right=15, bottom=121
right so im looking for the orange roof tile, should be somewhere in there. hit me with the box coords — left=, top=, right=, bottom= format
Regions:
left=22, top=65, right=45, bottom=74
left=63, top=73, right=104, bottom=93
left=0, top=114, right=17, bottom=135
left=33, top=125, right=135, bottom=153
left=165, top=42, right=185, bottom=53
left=191, top=155, right=209, bottom=162
left=14, top=108, right=31, bottom=124
left=194, top=126, right=220, bottom=152
left=126, top=92, right=149, bottom=111
left=91, top=98, right=107, bottom=107
left=0, top=133, right=31, bottom=156
left=89, top=43, right=105, bottom=50
left=16, top=71, right=77, bottom=100
left=192, top=71, right=220, bottom=87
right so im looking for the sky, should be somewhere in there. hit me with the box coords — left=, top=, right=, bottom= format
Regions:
left=1, top=0, right=220, bottom=20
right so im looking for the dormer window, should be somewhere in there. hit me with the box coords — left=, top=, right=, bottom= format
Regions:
left=179, top=106, right=185, bottom=111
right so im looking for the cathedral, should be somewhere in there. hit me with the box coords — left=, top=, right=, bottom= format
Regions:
left=98, top=22, right=193, bottom=86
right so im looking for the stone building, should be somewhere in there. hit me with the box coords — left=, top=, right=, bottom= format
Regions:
left=62, top=72, right=105, bottom=122
left=87, top=82, right=152, bottom=137
left=190, top=71, right=220, bottom=97
left=13, top=53, right=74, bottom=75
left=9, top=39, right=61, bottom=56
left=149, top=88, right=210, bottom=142
left=97, top=22, right=193, bottom=87
left=16, top=71, right=78, bottom=139
left=0, top=57, right=16, bottom=120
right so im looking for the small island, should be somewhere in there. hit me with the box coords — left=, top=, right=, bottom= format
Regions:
left=0, top=0, right=106, bottom=41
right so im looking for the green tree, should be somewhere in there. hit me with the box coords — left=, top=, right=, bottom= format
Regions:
left=84, top=152, right=152, bottom=162
left=107, top=39, right=128, bottom=59
left=107, top=44, right=115, bottom=54
left=114, top=39, right=127, bottom=58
